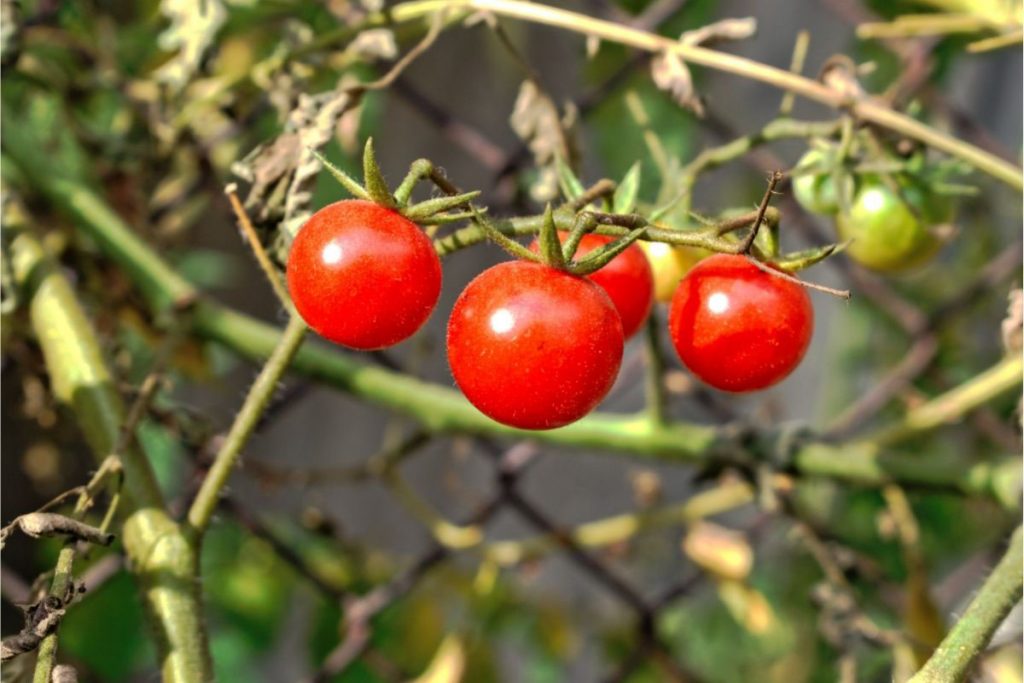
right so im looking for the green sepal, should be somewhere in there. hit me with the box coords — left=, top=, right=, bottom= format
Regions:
left=569, top=225, right=647, bottom=276
left=469, top=207, right=540, bottom=263
left=415, top=209, right=482, bottom=226
left=403, top=191, right=481, bottom=221
left=771, top=241, right=847, bottom=272
left=537, top=204, right=567, bottom=269
left=561, top=211, right=596, bottom=263
left=310, top=149, right=370, bottom=201
left=362, top=138, right=397, bottom=209
left=755, top=220, right=780, bottom=259
left=555, top=154, right=585, bottom=201
left=612, top=162, right=641, bottom=214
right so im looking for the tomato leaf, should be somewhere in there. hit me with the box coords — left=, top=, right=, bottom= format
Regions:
left=555, top=154, right=585, bottom=201
left=612, top=162, right=641, bottom=214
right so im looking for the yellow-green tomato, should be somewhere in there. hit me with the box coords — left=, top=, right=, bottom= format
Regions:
left=640, top=241, right=710, bottom=302
left=792, top=150, right=841, bottom=216
left=836, top=178, right=942, bottom=272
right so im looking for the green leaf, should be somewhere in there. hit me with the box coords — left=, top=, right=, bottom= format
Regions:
left=612, top=162, right=641, bottom=214
left=362, top=137, right=397, bottom=208
left=555, top=154, right=585, bottom=201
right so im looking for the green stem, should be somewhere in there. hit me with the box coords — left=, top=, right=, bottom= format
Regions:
left=11, top=233, right=212, bottom=683
left=186, top=315, right=308, bottom=537
left=908, top=526, right=1023, bottom=683
left=6, top=131, right=1021, bottom=508
left=871, top=355, right=1023, bottom=445
left=425, top=0, right=1022, bottom=190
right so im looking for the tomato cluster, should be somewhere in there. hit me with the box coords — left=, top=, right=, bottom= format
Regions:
left=791, top=149, right=953, bottom=273
left=287, top=198, right=815, bottom=431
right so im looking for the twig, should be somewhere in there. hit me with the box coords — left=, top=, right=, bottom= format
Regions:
left=186, top=314, right=307, bottom=537
left=225, top=185, right=291, bottom=309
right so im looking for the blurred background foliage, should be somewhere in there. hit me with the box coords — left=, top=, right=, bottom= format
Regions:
left=1, top=0, right=1021, bottom=681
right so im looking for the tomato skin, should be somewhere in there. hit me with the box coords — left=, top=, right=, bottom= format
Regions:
left=835, top=178, right=941, bottom=272
left=528, top=233, right=653, bottom=338
left=668, top=254, right=813, bottom=392
left=640, top=241, right=710, bottom=302
left=446, top=261, right=624, bottom=430
left=286, top=199, right=441, bottom=350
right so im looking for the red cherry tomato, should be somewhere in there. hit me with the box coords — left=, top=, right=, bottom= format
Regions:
left=528, top=232, right=654, bottom=338
left=446, top=261, right=624, bottom=429
left=668, top=254, right=813, bottom=392
left=286, top=199, right=441, bottom=350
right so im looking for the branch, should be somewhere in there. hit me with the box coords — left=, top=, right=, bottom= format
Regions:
left=10, top=233, right=212, bottom=683
left=909, top=526, right=1023, bottom=683
left=186, top=315, right=307, bottom=537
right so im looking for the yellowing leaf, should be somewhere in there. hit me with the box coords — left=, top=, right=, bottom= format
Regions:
left=409, top=635, right=465, bottom=683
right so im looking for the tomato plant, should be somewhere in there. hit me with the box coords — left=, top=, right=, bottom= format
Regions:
left=640, top=240, right=710, bottom=302
left=529, top=232, right=654, bottom=338
left=668, top=254, right=814, bottom=392
left=286, top=199, right=442, bottom=349
left=834, top=177, right=945, bottom=272
left=446, top=260, right=624, bottom=429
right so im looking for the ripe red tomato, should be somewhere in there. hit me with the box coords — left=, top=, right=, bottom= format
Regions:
left=286, top=199, right=441, bottom=350
left=446, top=261, right=624, bottom=429
left=528, top=232, right=654, bottom=339
left=668, top=254, right=813, bottom=392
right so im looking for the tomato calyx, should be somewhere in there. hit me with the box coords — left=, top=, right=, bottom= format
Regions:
left=311, top=138, right=480, bottom=226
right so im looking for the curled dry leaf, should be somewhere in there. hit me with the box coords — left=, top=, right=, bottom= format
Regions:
left=651, top=51, right=704, bottom=117
left=347, top=28, right=398, bottom=61
left=510, top=80, right=579, bottom=202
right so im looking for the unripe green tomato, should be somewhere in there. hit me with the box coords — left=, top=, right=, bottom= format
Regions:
left=640, top=240, right=710, bottom=302
left=792, top=150, right=845, bottom=216
left=835, top=177, right=943, bottom=272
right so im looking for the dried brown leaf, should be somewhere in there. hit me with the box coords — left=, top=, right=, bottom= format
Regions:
left=681, top=17, right=757, bottom=46
left=509, top=80, right=579, bottom=201
left=651, top=50, right=704, bottom=117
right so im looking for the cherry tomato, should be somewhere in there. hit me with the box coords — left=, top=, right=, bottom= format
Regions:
left=640, top=241, right=710, bottom=302
left=668, top=254, right=813, bottom=392
left=529, top=232, right=654, bottom=338
left=446, top=261, right=624, bottom=429
left=286, top=199, right=441, bottom=349
left=791, top=149, right=845, bottom=216
left=835, top=177, right=943, bottom=272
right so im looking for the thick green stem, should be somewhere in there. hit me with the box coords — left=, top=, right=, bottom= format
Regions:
left=11, top=233, right=212, bottom=682
left=186, top=315, right=307, bottom=537
left=908, top=526, right=1023, bottom=683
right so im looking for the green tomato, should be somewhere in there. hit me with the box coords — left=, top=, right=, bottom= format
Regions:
left=835, top=177, right=944, bottom=272
left=792, top=150, right=846, bottom=216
